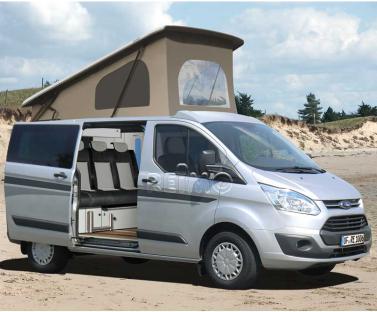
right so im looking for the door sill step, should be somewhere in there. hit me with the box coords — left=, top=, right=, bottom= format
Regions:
left=79, top=237, right=139, bottom=250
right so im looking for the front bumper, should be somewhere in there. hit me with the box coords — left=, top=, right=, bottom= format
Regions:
left=254, top=226, right=372, bottom=270
left=276, top=226, right=371, bottom=258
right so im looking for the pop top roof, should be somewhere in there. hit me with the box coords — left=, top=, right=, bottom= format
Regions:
left=22, top=26, right=244, bottom=108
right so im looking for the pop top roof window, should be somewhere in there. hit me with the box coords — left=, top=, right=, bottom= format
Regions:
left=178, top=60, right=230, bottom=107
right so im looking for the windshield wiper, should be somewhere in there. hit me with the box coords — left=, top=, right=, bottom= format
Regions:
left=275, top=166, right=326, bottom=174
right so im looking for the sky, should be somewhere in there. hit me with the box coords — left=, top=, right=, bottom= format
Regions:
left=0, top=1, right=376, bottom=118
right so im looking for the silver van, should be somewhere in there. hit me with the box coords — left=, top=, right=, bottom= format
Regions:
left=4, top=111, right=372, bottom=289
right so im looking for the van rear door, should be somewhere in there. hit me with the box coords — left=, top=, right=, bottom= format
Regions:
left=4, top=122, right=82, bottom=247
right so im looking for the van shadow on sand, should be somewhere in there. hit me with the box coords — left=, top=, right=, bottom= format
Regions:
left=0, top=255, right=357, bottom=290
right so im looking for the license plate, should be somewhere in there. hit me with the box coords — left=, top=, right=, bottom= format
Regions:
left=341, top=234, right=365, bottom=246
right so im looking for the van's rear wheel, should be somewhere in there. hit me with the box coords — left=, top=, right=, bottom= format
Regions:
left=27, top=242, right=69, bottom=273
left=204, top=232, right=259, bottom=289
left=299, top=264, right=336, bottom=276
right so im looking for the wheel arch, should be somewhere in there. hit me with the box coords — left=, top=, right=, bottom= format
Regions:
left=199, top=222, right=261, bottom=264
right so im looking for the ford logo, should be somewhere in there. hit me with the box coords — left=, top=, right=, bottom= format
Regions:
left=339, top=201, right=352, bottom=209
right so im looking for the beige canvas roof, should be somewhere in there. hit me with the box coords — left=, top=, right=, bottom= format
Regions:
left=23, top=25, right=244, bottom=121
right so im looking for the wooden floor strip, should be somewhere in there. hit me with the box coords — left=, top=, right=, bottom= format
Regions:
left=86, top=228, right=138, bottom=239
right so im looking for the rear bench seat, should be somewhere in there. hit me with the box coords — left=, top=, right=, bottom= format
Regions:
left=78, top=141, right=138, bottom=208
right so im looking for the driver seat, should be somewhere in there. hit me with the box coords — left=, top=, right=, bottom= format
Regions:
left=157, top=136, right=187, bottom=172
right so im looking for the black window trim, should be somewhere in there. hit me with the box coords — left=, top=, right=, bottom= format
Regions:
left=152, top=122, right=246, bottom=184
left=7, top=124, right=81, bottom=170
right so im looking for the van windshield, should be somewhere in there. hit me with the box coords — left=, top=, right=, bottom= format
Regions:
left=204, top=121, right=323, bottom=173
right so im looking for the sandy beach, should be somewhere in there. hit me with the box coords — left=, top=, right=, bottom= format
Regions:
left=0, top=150, right=376, bottom=310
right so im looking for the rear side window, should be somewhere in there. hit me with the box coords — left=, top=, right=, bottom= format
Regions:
left=7, top=124, right=80, bottom=169
left=95, top=60, right=150, bottom=110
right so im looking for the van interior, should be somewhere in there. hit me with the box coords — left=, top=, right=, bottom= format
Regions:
left=76, top=122, right=145, bottom=247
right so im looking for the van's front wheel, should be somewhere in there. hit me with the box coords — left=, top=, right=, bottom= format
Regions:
left=204, top=232, right=259, bottom=289
left=27, top=243, right=69, bottom=273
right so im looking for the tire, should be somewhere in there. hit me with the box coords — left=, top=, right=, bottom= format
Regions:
left=204, top=231, right=259, bottom=289
left=299, top=264, right=336, bottom=276
left=122, top=257, right=149, bottom=264
left=27, top=242, right=69, bottom=273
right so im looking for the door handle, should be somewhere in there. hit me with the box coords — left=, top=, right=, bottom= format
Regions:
left=54, top=172, right=67, bottom=179
left=142, top=176, right=158, bottom=184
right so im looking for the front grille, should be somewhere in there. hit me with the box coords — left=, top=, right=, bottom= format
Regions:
left=331, top=245, right=367, bottom=258
left=323, top=199, right=360, bottom=209
left=322, top=214, right=368, bottom=232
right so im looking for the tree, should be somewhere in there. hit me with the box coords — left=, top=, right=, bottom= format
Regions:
left=298, top=93, right=323, bottom=124
left=357, top=101, right=376, bottom=117
left=373, top=106, right=377, bottom=116
left=358, top=101, right=373, bottom=116
left=235, top=92, right=264, bottom=118
left=340, top=110, right=347, bottom=119
left=322, top=106, right=340, bottom=123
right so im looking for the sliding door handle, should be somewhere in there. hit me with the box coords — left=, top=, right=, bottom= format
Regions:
left=54, top=172, right=67, bottom=179
left=142, top=177, right=158, bottom=184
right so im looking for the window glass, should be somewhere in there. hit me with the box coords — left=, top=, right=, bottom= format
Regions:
left=205, top=121, right=321, bottom=171
left=7, top=124, right=80, bottom=169
left=178, top=60, right=229, bottom=107
left=154, top=125, right=188, bottom=173
left=154, top=124, right=242, bottom=182
left=95, top=60, right=149, bottom=110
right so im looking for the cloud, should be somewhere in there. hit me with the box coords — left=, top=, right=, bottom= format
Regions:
left=28, top=1, right=92, bottom=42
left=0, top=2, right=181, bottom=90
left=229, top=7, right=377, bottom=116
left=0, top=3, right=375, bottom=117
left=231, top=8, right=377, bottom=62
left=0, top=77, right=18, bottom=85
left=0, top=57, right=65, bottom=78
left=117, top=2, right=184, bottom=34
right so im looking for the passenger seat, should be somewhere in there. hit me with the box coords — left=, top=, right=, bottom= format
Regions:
left=113, top=142, right=139, bottom=189
left=77, top=141, right=96, bottom=191
left=92, top=141, right=120, bottom=190
left=79, top=141, right=137, bottom=208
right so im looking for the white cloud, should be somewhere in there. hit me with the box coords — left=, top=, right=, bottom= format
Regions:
left=0, top=57, right=65, bottom=78
left=0, top=2, right=182, bottom=90
left=229, top=7, right=377, bottom=117
left=29, top=1, right=92, bottom=42
left=0, top=3, right=375, bottom=117
left=117, top=2, right=184, bottom=35
left=0, top=77, right=18, bottom=85
left=231, top=8, right=377, bottom=61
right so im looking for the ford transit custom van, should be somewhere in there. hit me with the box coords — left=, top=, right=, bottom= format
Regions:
left=4, top=111, right=372, bottom=289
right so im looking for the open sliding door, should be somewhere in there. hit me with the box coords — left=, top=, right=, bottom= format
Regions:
left=5, top=122, right=82, bottom=247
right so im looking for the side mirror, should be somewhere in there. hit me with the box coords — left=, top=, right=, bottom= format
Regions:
left=199, top=150, right=216, bottom=172
left=175, top=163, right=189, bottom=176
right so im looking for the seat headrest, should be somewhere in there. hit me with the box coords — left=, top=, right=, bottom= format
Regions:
left=79, top=141, right=85, bottom=151
left=165, top=137, right=186, bottom=154
left=91, top=141, right=107, bottom=152
left=113, top=142, right=128, bottom=153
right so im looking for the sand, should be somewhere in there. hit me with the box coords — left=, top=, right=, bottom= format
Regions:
left=0, top=148, right=376, bottom=310
left=263, top=116, right=377, bottom=154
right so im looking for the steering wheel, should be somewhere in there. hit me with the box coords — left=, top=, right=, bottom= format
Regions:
left=213, top=171, right=233, bottom=183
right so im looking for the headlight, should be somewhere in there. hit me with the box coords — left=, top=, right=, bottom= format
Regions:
left=260, top=184, right=320, bottom=216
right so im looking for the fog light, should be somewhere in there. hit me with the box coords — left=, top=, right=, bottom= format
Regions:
left=297, top=239, right=312, bottom=251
